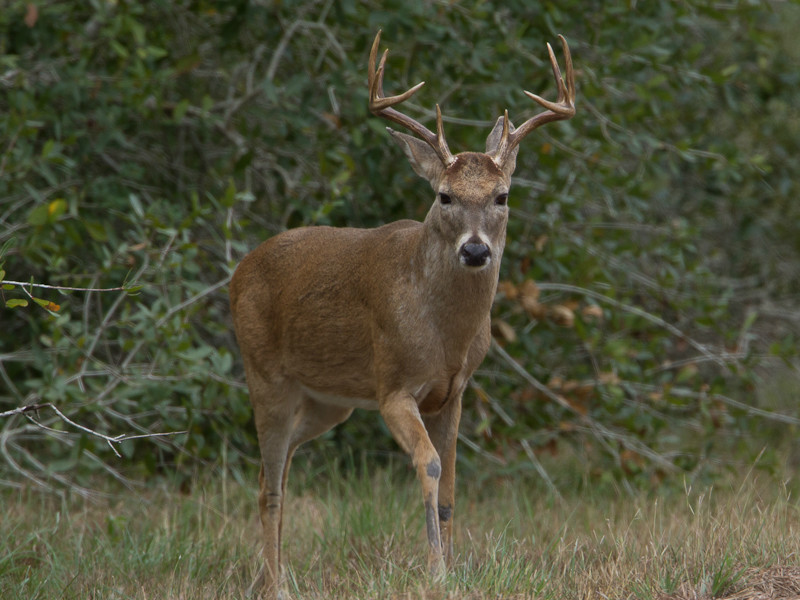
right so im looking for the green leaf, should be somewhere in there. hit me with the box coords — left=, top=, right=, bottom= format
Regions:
left=84, top=221, right=109, bottom=242
left=27, top=204, right=49, bottom=226
left=0, top=238, right=14, bottom=259
left=5, top=299, right=29, bottom=308
left=222, top=178, right=236, bottom=208
left=110, top=39, right=129, bottom=58
left=41, top=139, right=56, bottom=159
left=173, top=99, right=190, bottom=122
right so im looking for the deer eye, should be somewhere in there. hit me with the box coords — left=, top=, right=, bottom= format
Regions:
left=495, top=193, right=508, bottom=206
left=439, top=193, right=452, bottom=205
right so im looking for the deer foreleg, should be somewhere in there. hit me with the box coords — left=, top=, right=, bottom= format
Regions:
left=380, top=391, right=445, bottom=577
left=423, top=392, right=462, bottom=565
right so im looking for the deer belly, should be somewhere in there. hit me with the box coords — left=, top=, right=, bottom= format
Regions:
left=300, top=385, right=378, bottom=411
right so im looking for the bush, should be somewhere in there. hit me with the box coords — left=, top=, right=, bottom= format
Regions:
left=1, top=0, right=798, bottom=490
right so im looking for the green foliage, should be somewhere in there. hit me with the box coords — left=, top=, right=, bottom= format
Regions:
left=1, top=1, right=798, bottom=488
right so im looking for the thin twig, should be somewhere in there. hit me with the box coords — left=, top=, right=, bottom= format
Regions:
left=457, top=432, right=505, bottom=465
left=520, top=439, right=564, bottom=502
left=0, top=403, right=186, bottom=458
left=1, top=280, right=133, bottom=292
left=490, top=340, right=677, bottom=472
left=630, top=381, right=800, bottom=427
left=266, top=20, right=345, bottom=82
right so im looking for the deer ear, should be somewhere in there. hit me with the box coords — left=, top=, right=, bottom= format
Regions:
left=387, top=128, right=445, bottom=190
left=486, top=116, right=519, bottom=179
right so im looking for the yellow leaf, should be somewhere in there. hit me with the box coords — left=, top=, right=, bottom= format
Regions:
left=48, top=198, right=67, bottom=219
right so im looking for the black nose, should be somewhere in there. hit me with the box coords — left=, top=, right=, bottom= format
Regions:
left=459, top=242, right=491, bottom=267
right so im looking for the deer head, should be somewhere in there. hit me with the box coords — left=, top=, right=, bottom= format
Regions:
left=368, top=30, right=575, bottom=273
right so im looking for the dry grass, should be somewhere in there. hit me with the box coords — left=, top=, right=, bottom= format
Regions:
left=1, top=460, right=799, bottom=599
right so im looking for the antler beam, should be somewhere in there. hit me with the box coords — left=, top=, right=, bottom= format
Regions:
left=491, top=35, right=576, bottom=167
left=367, top=30, right=455, bottom=167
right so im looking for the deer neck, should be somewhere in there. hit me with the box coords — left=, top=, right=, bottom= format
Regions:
left=411, top=223, right=500, bottom=340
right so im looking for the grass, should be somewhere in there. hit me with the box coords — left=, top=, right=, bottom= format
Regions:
left=1, top=457, right=799, bottom=599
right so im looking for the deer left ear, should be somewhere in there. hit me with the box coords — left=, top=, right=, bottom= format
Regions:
left=388, top=128, right=446, bottom=190
left=486, top=116, right=519, bottom=179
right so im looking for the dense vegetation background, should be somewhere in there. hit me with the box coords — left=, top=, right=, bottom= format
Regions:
left=1, top=0, right=798, bottom=494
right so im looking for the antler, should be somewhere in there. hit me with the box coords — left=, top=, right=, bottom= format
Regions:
left=368, top=30, right=455, bottom=167
left=491, top=35, right=576, bottom=168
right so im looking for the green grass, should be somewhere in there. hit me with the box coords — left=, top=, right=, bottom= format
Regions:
left=1, top=458, right=799, bottom=599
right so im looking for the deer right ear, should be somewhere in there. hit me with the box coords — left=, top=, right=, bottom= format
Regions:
left=387, top=128, right=445, bottom=190
left=486, top=116, right=519, bottom=179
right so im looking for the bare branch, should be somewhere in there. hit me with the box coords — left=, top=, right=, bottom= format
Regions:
left=490, top=340, right=677, bottom=472
left=1, top=279, right=134, bottom=293
left=0, top=402, right=186, bottom=458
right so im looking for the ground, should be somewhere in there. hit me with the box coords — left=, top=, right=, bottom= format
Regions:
left=1, top=456, right=799, bottom=599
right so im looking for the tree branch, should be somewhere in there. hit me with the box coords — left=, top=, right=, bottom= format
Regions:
left=0, top=403, right=185, bottom=458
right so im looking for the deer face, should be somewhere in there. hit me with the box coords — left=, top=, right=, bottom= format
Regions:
left=432, top=152, right=510, bottom=271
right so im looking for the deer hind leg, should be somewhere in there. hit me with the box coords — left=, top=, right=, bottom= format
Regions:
left=380, top=391, right=445, bottom=577
left=243, top=371, right=315, bottom=599
left=250, top=389, right=353, bottom=599
left=422, top=391, right=462, bottom=566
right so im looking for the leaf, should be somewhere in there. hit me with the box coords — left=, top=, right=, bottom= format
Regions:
left=41, top=139, right=56, bottom=159
left=129, top=194, right=144, bottom=218
left=5, top=299, right=28, bottom=308
left=222, top=178, right=236, bottom=208
left=548, top=305, right=575, bottom=328
left=173, top=99, right=190, bottom=122
left=174, top=53, right=201, bottom=75
left=24, top=3, right=38, bottom=28
left=110, top=40, right=129, bottom=59
left=32, top=297, right=60, bottom=312
left=0, top=238, right=15, bottom=259
left=84, top=221, right=108, bottom=242
left=582, top=305, right=604, bottom=320
left=491, top=319, right=517, bottom=344
left=48, top=198, right=67, bottom=220
left=497, top=280, right=518, bottom=301
left=27, top=204, right=49, bottom=226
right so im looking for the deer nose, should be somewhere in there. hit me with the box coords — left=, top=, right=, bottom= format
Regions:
left=459, top=240, right=491, bottom=267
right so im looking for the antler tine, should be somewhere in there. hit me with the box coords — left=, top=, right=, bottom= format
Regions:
left=524, top=36, right=575, bottom=112
left=367, top=30, right=455, bottom=166
left=492, top=35, right=576, bottom=168
left=434, top=104, right=453, bottom=162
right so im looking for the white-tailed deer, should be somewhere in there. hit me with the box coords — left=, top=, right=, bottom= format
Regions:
left=230, top=30, right=575, bottom=598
